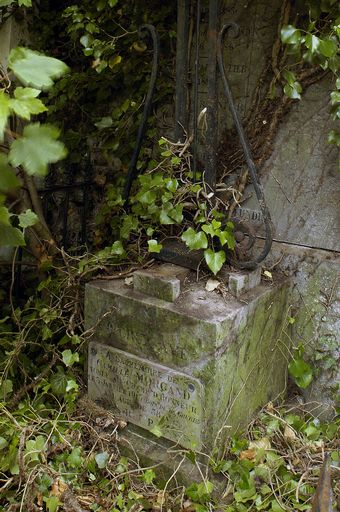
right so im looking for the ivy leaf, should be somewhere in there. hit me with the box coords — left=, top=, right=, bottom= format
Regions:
left=95, top=451, right=109, bottom=469
left=159, top=203, right=183, bottom=225
left=318, top=38, right=337, bottom=58
left=111, top=240, right=125, bottom=255
left=18, top=0, right=32, bottom=5
left=43, top=496, right=60, bottom=512
left=136, top=189, right=157, bottom=205
left=181, top=228, right=208, bottom=250
left=204, top=249, right=226, bottom=275
left=67, top=447, right=83, bottom=468
left=219, top=229, right=236, bottom=249
left=50, top=367, right=68, bottom=396
left=0, top=379, right=13, bottom=399
left=0, top=225, right=25, bottom=247
left=66, top=379, right=78, bottom=392
left=0, top=154, right=20, bottom=192
left=159, top=208, right=174, bottom=225
left=283, top=81, right=302, bottom=100
left=0, top=91, right=10, bottom=141
left=165, top=178, right=178, bottom=192
left=270, top=500, right=285, bottom=512
left=202, top=223, right=216, bottom=237
left=62, top=349, right=79, bottom=367
left=95, top=116, right=113, bottom=129
left=142, top=469, right=156, bottom=484
left=305, top=34, right=320, bottom=53
left=148, top=239, right=162, bottom=253
left=8, top=47, right=69, bottom=90
left=0, top=437, right=8, bottom=450
left=288, top=357, right=313, bottom=388
left=281, top=25, right=301, bottom=45
left=18, top=209, right=38, bottom=228
left=9, top=123, right=67, bottom=176
left=150, top=424, right=163, bottom=438
left=120, top=215, right=139, bottom=239
left=0, top=205, right=10, bottom=225
left=328, top=129, right=340, bottom=146
left=9, top=87, right=47, bottom=120
left=169, top=203, right=183, bottom=223
left=282, top=69, right=297, bottom=87
left=330, top=91, right=340, bottom=105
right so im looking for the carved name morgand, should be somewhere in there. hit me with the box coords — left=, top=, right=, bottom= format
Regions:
left=88, top=342, right=203, bottom=449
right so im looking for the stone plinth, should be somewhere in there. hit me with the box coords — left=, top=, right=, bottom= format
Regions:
left=85, top=264, right=292, bottom=456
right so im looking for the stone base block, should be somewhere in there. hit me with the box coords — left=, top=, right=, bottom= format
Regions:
left=85, top=265, right=292, bottom=457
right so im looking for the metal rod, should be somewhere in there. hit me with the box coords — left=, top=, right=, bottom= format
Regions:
left=192, top=0, right=201, bottom=182
left=217, top=22, right=273, bottom=269
left=205, top=0, right=219, bottom=189
left=62, top=166, right=73, bottom=248
left=124, top=24, right=160, bottom=203
left=81, top=155, right=91, bottom=245
left=175, top=0, right=190, bottom=141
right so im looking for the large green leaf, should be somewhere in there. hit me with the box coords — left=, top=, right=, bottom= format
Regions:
left=219, top=229, right=236, bottom=249
left=281, top=25, right=301, bottom=45
left=0, top=91, right=10, bottom=141
left=288, top=357, right=313, bottom=388
left=0, top=154, right=20, bottom=192
left=204, top=249, right=226, bottom=275
left=18, top=208, right=38, bottom=228
left=0, top=205, right=10, bottom=225
left=9, top=123, right=67, bottom=176
left=9, top=87, right=47, bottom=120
left=148, top=239, right=162, bottom=253
left=181, top=227, right=208, bottom=250
left=0, top=225, right=25, bottom=246
left=305, top=34, right=320, bottom=53
left=8, top=47, right=69, bottom=90
left=318, top=38, right=337, bottom=58
left=328, top=129, right=340, bottom=146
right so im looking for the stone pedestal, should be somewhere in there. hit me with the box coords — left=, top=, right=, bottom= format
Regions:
left=85, top=264, right=292, bottom=459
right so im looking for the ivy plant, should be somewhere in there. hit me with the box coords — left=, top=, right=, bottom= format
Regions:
left=280, top=0, right=340, bottom=160
left=0, top=48, right=68, bottom=247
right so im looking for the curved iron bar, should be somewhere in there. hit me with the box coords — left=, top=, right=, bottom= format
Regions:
left=124, top=24, right=160, bottom=203
left=192, top=0, right=201, bottom=182
left=217, top=22, right=273, bottom=269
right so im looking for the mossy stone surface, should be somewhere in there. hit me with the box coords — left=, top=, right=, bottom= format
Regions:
left=86, top=271, right=292, bottom=455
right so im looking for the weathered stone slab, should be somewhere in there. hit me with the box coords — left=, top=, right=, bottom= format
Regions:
left=86, top=266, right=292, bottom=454
left=244, top=79, right=340, bottom=252
left=88, top=342, right=203, bottom=450
left=85, top=278, right=237, bottom=367
left=228, top=267, right=262, bottom=298
left=133, top=264, right=190, bottom=302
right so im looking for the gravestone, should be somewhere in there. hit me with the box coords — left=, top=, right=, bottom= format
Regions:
left=85, top=265, right=292, bottom=457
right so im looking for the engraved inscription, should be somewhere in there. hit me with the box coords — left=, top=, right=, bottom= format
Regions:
left=88, top=342, right=203, bottom=449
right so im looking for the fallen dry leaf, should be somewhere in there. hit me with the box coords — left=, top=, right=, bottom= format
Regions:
left=263, top=270, right=273, bottom=279
left=205, top=279, right=220, bottom=292
left=51, top=477, right=68, bottom=498
left=124, top=277, right=133, bottom=286
left=240, top=448, right=257, bottom=461
left=284, top=424, right=297, bottom=442
left=249, top=437, right=271, bottom=451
